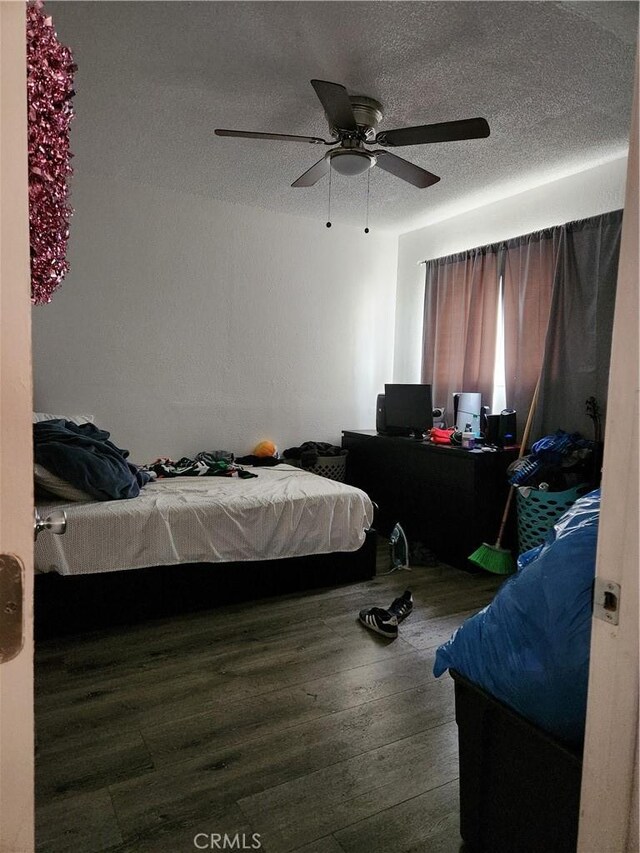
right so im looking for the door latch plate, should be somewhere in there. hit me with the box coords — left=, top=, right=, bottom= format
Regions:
left=0, top=554, right=24, bottom=664
left=593, top=577, right=621, bottom=626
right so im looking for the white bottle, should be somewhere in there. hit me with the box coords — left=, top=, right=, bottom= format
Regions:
left=462, top=424, right=475, bottom=450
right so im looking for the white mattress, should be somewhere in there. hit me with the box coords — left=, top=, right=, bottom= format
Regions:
left=34, top=464, right=374, bottom=576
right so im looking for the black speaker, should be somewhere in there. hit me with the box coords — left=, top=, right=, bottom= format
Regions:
left=485, top=414, right=501, bottom=445
left=452, top=394, right=460, bottom=430
left=480, top=405, right=491, bottom=434
left=376, top=394, right=386, bottom=434
left=499, top=410, right=517, bottom=446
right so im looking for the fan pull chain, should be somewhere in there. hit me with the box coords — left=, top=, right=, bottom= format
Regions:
left=364, top=168, right=371, bottom=234
left=326, top=163, right=332, bottom=228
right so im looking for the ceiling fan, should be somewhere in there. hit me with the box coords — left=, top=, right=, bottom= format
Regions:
left=215, top=79, right=490, bottom=189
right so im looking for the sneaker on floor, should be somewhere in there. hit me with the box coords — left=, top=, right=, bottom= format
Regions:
left=388, top=590, right=413, bottom=622
left=358, top=606, right=399, bottom=639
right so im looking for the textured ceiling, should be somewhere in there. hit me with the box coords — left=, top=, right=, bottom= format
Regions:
left=50, top=1, right=638, bottom=233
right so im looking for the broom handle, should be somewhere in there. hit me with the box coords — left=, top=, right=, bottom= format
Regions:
left=494, top=375, right=541, bottom=546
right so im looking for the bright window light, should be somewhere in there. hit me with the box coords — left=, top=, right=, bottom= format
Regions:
left=492, top=276, right=507, bottom=414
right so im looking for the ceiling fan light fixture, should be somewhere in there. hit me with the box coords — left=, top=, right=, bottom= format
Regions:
left=217, top=80, right=489, bottom=192
left=328, top=148, right=376, bottom=176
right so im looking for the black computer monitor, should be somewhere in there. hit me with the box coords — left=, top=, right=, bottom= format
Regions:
left=384, top=384, right=433, bottom=438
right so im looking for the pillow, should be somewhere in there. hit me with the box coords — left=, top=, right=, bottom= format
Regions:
left=33, top=412, right=95, bottom=425
left=34, top=463, right=94, bottom=502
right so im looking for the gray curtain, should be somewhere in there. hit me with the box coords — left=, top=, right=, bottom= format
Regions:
left=531, top=210, right=623, bottom=441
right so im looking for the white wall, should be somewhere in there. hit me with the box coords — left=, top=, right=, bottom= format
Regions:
left=32, top=175, right=397, bottom=460
left=393, top=156, right=628, bottom=384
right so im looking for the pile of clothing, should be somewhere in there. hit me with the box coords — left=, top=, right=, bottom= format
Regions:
left=507, top=429, right=595, bottom=491
left=282, top=441, right=346, bottom=468
left=141, top=451, right=257, bottom=480
left=34, top=420, right=261, bottom=503
left=34, top=419, right=152, bottom=501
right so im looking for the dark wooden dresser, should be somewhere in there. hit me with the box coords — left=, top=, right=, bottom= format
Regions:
left=341, top=430, right=517, bottom=570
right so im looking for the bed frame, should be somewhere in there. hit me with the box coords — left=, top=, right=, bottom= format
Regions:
left=451, top=669, right=582, bottom=852
left=34, top=530, right=377, bottom=639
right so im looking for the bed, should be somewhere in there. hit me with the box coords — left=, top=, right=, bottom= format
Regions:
left=34, top=463, right=376, bottom=637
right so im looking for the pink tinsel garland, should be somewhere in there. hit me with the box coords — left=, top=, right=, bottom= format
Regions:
left=27, top=0, right=76, bottom=305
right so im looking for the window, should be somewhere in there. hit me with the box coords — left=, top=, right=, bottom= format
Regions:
left=491, top=275, right=507, bottom=413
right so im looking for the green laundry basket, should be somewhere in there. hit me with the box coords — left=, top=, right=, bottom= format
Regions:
left=516, top=484, right=590, bottom=554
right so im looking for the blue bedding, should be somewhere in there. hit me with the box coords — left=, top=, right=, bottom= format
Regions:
left=34, top=419, right=151, bottom=500
left=434, top=489, right=600, bottom=745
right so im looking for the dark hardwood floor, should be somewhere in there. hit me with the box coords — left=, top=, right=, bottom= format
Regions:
left=34, top=542, right=503, bottom=853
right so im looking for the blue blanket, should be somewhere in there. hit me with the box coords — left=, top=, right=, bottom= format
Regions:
left=434, top=489, right=600, bottom=745
left=34, top=420, right=151, bottom=500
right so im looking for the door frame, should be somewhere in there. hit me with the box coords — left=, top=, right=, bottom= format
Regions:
left=0, top=3, right=34, bottom=851
left=577, top=55, right=639, bottom=853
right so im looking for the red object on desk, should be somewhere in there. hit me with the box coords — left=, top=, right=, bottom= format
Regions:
left=429, top=427, right=456, bottom=445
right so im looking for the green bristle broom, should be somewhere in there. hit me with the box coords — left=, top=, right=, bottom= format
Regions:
left=469, top=376, right=541, bottom=575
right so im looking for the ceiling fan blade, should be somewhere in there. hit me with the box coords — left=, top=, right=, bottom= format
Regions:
left=373, top=151, right=440, bottom=189
left=376, top=117, right=490, bottom=147
left=310, top=80, right=358, bottom=133
left=215, top=129, right=328, bottom=145
left=291, top=156, right=330, bottom=188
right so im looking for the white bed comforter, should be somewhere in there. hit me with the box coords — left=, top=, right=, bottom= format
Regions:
left=34, top=464, right=374, bottom=576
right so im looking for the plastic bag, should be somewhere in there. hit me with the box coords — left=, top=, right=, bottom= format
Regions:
left=434, top=489, right=600, bottom=744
